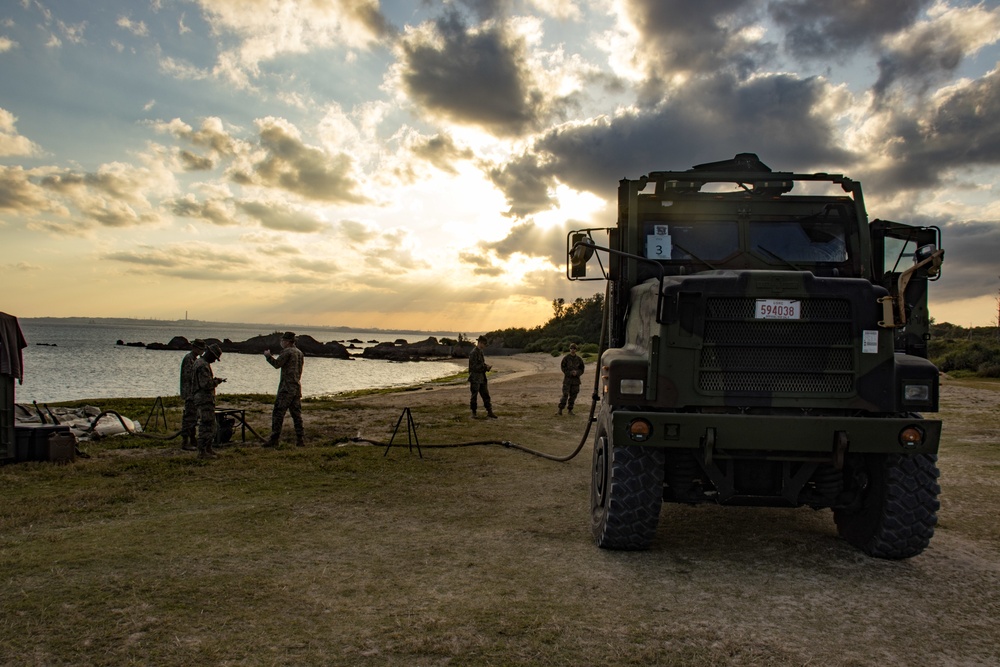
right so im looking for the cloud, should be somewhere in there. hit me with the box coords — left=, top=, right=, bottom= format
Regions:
left=491, top=72, right=853, bottom=216
left=153, top=116, right=241, bottom=158
left=480, top=219, right=567, bottom=264
left=179, top=150, right=214, bottom=171
left=0, top=167, right=53, bottom=213
left=103, top=243, right=266, bottom=281
left=336, top=219, right=380, bottom=245
left=101, top=238, right=350, bottom=286
left=857, top=66, right=1000, bottom=193
left=392, top=11, right=572, bottom=136
left=169, top=193, right=241, bottom=226
left=230, top=117, right=371, bottom=204
left=192, top=0, right=395, bottom=87
left=0, top=36, right=17, bottom=52
left=409, top=132, right=475, bottom=174
left=159, top=55, right=210, bottom=80
left=873, top=2, right=1000, bottom=97
left=116, top=15, right=149, bottom=37
left=927, top=218, right=1000, bottom=304
left=33, top=159, right=176, bottom=231
left=237, top=199, right=328, bottom=233
left=770, top=0, right=931, bottom=60
left=6, top=262, right=41, bottom=271
left=611, top=0, right=775, bottom=90
left=488, top=153, right=555, bottom=217
left=529, top=0, right=583, bottom=21
left=330, top=219, right=430, bottom=274
left=459, top=250, right=506, bottom=276
left=0, top=108, right=41, bottom=157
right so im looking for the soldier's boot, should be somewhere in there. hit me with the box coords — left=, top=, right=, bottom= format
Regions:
left=471, top=407, right=477, bottom=418
left=295, top=432, right=305, bottom=447
left=558, top=406, right=563, bottom=415
left=487, top=410, right=498, bottom=419
left=181, top=430, right=197, bottom=451
left=263, top=437, right=279, bottom=448
left=567, top=408, right=574, bottom=415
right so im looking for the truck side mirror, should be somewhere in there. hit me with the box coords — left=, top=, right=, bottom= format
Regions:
left=570, top=233, right=595, bottom=278
left=912, top=244, right=944, bottom=278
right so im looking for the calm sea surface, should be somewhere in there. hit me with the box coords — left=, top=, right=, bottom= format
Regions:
left=14, top=320, right=466, bottom=404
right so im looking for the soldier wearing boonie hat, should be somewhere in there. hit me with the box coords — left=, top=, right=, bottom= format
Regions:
left=263, top=332, right=305, bottom=447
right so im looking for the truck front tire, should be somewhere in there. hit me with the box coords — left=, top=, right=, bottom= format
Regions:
left=833, top=453, right=940, bottom=559
left=591, top=432, right=665, bottom=550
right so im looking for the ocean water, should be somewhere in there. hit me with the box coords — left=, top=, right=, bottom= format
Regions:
left=13, top=320, right=466, bottom=404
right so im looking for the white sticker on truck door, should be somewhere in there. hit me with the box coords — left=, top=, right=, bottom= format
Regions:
left=863, top=329, right=878, bottom=354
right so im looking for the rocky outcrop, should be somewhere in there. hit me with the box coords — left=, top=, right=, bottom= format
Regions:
left=141, top=333, right=351, bottom=359
left=143, top=336, right=191, bottom=350
left=362, top=337, right=473, bottom=361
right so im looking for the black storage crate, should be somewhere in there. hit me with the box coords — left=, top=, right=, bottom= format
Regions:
left=1, top=375, right=12, bottom=461
left=14, top=424, right=76, bottom=463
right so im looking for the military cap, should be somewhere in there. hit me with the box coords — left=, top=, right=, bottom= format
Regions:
left=282, top=331, right=296, bottom=341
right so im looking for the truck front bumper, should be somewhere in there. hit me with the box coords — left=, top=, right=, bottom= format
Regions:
left=610, top=411, right=941, bottom=458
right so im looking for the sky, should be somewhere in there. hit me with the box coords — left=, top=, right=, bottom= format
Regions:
left=2, top=0, right=1000, bottom=332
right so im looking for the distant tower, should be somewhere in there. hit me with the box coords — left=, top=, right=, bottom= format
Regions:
left=185, top=310, right=188, bottom=321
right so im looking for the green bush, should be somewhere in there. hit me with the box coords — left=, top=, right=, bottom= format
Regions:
left=930, top=332, right=1000, bottom=378
left=978, top=362, right=1000, bottom=378
left=525, top=337, right=560, bottom=353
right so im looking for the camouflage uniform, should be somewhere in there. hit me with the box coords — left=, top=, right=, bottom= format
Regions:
left=190, top=355, right=219, bottom=456
left=265, top=342, right=304, bottom=446
left=179, top=347, right=202, bottom=448
left=468, top=344, right=495, bottom=417
left=558, top=350, right=586, bottom=414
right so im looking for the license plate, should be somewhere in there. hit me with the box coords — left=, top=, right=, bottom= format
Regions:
left=755, top=299, right=801, bottom=320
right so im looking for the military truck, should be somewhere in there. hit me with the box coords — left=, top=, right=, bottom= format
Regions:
left=567, top=153, right=945, bottom=559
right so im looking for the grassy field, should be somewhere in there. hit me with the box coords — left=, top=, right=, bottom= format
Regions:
left=1, top=368, right=998, bottom=666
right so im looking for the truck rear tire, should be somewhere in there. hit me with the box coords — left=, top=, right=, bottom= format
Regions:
left=591, top=433, right=665, bottom=550
left=833, top=453, right=940, bottom=559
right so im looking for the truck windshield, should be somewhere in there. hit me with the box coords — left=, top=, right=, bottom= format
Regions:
left=749, top=220, right=848, bottom=263
left=644, top=221, right=739, bottom=262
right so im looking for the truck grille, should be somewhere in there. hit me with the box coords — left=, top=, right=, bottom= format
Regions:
left=699, top=297, right=854, bottom=395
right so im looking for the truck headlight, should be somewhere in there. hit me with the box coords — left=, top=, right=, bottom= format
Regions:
left=902, top=382, right=930, bottom=404
left=620, top=379, right=644, bottom=395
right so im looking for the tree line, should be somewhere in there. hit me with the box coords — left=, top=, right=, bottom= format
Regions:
left=484, top=293, right=604, bottom=356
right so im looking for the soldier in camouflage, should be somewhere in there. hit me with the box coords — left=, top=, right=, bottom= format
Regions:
left=179, top=338, right=206, bottom=450
left=263, top=331, right=305, bottom=447
left=558, top=343, right=585, bottom=415
left=191, top=343, right=225, bottom=458
left=468, top=335, right=497, bottom=419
